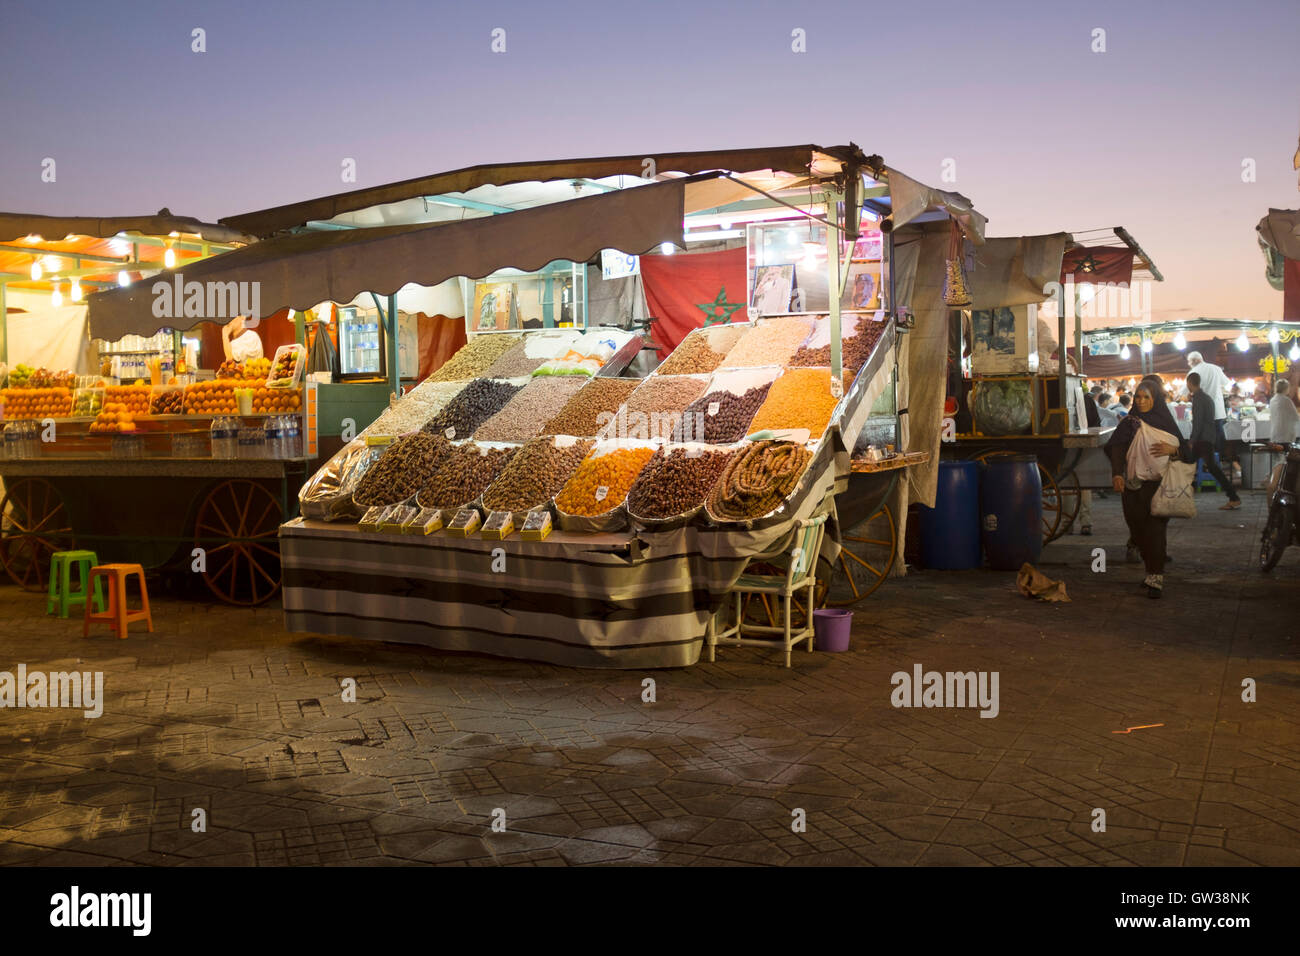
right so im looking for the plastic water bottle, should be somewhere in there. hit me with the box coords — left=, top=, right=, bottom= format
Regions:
left=210, top=418, right=223, bottom=459
left=264, top=415, right=283, bottom=459
left=287, top=415, right=301, bottom=458
left=3, top=422, right=16, bottom=460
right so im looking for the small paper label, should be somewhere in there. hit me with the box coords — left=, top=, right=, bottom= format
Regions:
left=445, top=427, right=456, bottom=439
left=594, top=486, right=609, bottom=502
left=707, top=402, right=720, bottom=416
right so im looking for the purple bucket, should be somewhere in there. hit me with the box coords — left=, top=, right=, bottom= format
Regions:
left=813, top=609, right=853, bottom=652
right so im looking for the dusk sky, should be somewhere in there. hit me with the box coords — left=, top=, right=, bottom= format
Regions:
left=2, top=0, right=1297, bottom=321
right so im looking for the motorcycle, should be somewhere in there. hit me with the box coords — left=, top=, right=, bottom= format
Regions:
left=1260, top=443, right=1300, bottom=572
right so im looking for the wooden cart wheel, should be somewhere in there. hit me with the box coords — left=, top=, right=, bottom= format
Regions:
left=972, top=451, right=1061, bottom=541
left=194, top=480, right=282, bottom=606
left=1048, top=470, right=1081, bottom=541
left=826, top=503, right=896, bottom=606
left=0, top=478, right=74, bottom=592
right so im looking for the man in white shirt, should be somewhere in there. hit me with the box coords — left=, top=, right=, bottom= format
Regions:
left=1187, top=350, right=1228, bottom=446
left=1270, top=380, right=1299, bottom=444
left=222, top=316, right=264, bottom=363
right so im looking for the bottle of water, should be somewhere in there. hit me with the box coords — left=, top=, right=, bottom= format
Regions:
left=264, top=415, right=282, bottom=459
left=3, top=422, right=16, bottom=460
left=287, top=414, right=301, bottom=458
left=210, top=417, right=223, bottom=459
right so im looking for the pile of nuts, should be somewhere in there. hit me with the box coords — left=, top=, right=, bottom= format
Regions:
left=362, top=381, right=465, bottom=437
left=423, top=379, right=523, bottom=440
left=416, top=443, right=517, bottom=510
left=719, top=316, right=816, bottom=369
left=707, top=440, right=812, bottom=520
left=543, top=378, right=640, bottom=437
left=473, top=377, right=588, bottom=443
left=676, top=383, right=771, bottom=443
left=481, top=437, right=593, bottom=513
left=789, top=318, right=887, bottom=373
left=627, top=446, right=737, bottom=520
left=427, top=334, right=522, bottom=383
left=655, top=325, right=746, bottom=375
left=352, top=432, right=451, bottom=507
left=483, top=338, right=549, bottom=379
left=618, top=376, right=708, bottom=440
left=748, top=368, right=841, bottom=439
left=555, top=446, right=656, bottom=515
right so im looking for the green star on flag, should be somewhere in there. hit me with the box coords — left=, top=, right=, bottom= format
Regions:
left=697, top=286, right=744, bottom=325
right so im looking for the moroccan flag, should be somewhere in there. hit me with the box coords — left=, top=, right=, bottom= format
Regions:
left=1285, top=257, right=1300, bottom=321
left=639, top=247, right=748, bottom=357
left=1060, top=246, right=1133, bottom=286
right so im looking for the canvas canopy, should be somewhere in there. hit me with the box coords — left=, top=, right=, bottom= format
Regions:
left=0, top=210, right=249, bottom=245
left=1257, top=208, right=1300, bottom=261
left=87, top=173, right=710, bottom=340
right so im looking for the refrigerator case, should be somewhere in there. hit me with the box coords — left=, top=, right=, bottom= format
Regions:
left=338, top=307, right=384, bottom=378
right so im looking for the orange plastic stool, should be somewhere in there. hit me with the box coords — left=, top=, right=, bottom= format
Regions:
left=83, top=564, right=153, bottom=639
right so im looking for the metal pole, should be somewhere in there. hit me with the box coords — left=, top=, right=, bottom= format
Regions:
left=826, top=188, right=843, bottom=394
left=1058, top=282, right=1067, bottom=432
left=886, top=226, right=900, bottom=446
left=387, top=293, right=400, bottom=398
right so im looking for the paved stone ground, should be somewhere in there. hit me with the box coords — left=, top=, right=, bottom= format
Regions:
left=0, top=489, right=1296, bottom=866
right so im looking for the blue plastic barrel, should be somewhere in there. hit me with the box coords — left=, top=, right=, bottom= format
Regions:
left=920, top=460, right=982, bottom=569
left=980, top=454, right=1042, bottom=570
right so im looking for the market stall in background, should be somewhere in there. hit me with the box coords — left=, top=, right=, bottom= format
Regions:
left=85, top=145, right=984, bottom=665
left=0, top=212, right=319, bottom=603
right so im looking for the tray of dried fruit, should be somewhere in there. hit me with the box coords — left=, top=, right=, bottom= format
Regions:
left=553, top=438, right=657, bottom=534
left=625, top=442, right=740, bottom=531
left=702, top=438, right=822, bottom=530
left=477, top=435, right=593, bottom=525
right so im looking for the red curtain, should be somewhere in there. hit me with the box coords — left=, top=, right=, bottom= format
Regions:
left=418, top=313, right=467, bottom=380
left=640, top=247, right=748, bottom=357
left=1060, top=247, right=1134, bottom=286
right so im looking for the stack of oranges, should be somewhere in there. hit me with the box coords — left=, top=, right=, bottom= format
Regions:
left=253, top=386, right=302, bottom=413
left=183, top=380, right=239, bottom=415
left=1, top=387, right=73, bottom=419
left=88, top=403, right=137, bottom=434
left=104, top=385, right=150, bottom=415
left=555, top=446, right=655, bottom=515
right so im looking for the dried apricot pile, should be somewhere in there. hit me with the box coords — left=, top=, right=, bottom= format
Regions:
left=747, top=368, right=840, bottom=439
left=555, top=446, right=656, bottom=515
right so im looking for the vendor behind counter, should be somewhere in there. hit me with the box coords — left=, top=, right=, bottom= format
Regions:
left=198, top=308, right=298, bottom=369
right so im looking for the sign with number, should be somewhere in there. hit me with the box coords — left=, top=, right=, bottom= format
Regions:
left=602, top=249, right=640, bottom=281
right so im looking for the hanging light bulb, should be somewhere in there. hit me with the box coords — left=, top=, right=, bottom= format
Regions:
left=1267, top=327, right=1280, bottom=344
left=70, top=278, right=82, bottom=301
left=1141, top=337, right=1152, bottom=353
left=1236, top=332, right=1250, bottom=351
left=164, top=244, right=177, bottom=268
left=117, top=270, right=131, bottom=287
left=1290, top=342, right=1300, bottom=361
left=1173, top=330, right=1186, bottom=350
left=42, top=254, right=60, bottom=271
left=1120, top=343, right=1131, bottom=360
left=51, top=283, right=63, bottom=308
left=30, top=260, right=43, bottom=281
left=659, top=242, right=675, bottom=256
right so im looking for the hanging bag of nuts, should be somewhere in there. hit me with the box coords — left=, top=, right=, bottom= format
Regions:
left=942, top=219, right=972, bottom=308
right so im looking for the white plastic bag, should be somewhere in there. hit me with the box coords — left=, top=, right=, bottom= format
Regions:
left=1151, top=459, right=1197, bottom=518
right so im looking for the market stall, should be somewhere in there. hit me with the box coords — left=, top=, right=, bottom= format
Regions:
left=86, top=145, right=979, bottom=666
left=0, top=214, right=318, bottom=602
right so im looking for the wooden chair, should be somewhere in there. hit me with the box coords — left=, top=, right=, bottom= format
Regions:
left=708, top=513, right=828, bottom=668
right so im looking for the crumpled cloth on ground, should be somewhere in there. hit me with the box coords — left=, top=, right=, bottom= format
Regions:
left=1016, top=562, right=1070, bottom=602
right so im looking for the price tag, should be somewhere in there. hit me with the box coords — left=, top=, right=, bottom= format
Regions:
left=594, top=486, right=609, bottom=503
left=707, top=402, right=720, bottom=416
left=445, top=427, right=456, bottom=440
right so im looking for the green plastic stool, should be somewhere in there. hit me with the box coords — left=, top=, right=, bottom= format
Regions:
left=47, top=550, right=105, bottom=618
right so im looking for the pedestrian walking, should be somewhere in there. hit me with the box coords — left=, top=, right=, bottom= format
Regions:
left=1269, top=380, right=1299, bottom=444
left=1105, top=380, right=1195, bottom=598
left=1187, top=371, right=1241, bottom=509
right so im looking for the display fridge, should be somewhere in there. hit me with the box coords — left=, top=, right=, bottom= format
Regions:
left=337, top=306, right=385, bottom=379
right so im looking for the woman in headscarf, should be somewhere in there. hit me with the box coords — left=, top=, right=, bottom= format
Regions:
left=1105, top=377, right=1194, bottom=598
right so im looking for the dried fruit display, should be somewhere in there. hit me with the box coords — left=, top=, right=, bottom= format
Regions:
left=423, top=379, right=523, bottom=440
left=542, top=378, right=640, bottom=437
left=362, top=380, right=466, bottom=437
left=618, top=376, right=708, bottom=440
left=627, top=446, right=736, bottom=521
left=655, top=325, right=747, bottom=375
left=482, top=338, right=549, bottom=379
left=352, top=432, right=451, bottom=508
left=555, top=446, right=656, bottom=515
left=473, top=377, right=587, bottom=442
left=707, top=440, right=812, bottom=521
left=747, top=368, right=841, bottom=439
left=416, top=443, right=517, bottom=510
left=789, top=316, right=887, bottom=373
left=718, top=316, right=816, bottom=369
left=427, top=334, right=522, bottom=383
left=675, top=384, right=771, bottom=443
left=480, top=437, right=593, bottom=513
